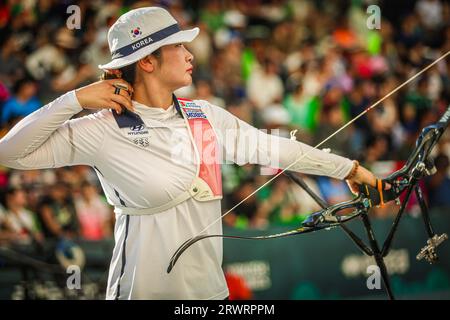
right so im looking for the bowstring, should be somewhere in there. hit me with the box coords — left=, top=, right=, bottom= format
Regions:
left=193, top=50, right=450, bottom=240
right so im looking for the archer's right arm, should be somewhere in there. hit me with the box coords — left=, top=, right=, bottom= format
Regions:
left=0, top=80, right=133, bottom=170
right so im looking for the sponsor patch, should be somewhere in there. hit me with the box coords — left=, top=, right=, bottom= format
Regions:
left=127, top=124, right=149, bottom=136
left=184, top=109, right=207, bottom=119
left=185, top=102, right=199, bottom=108
left=121, top=124, right=151, bottom=147
left=178, top=99, right=200, bottom=108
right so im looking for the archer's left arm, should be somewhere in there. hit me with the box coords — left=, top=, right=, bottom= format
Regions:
left=198, top=101, right=354, bottom=180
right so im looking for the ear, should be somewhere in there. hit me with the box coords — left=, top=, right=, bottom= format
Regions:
left=137, top=55, right=157, bottom=73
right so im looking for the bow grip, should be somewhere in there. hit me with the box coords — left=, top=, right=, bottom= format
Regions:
left=358, top=180, right=397, bottom=207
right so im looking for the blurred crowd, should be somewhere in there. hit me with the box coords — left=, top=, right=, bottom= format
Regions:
left=1, top=0, right=450, bottom=247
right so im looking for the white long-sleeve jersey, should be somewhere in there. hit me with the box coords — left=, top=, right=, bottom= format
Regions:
left=0, top=91, right=353, bottom=299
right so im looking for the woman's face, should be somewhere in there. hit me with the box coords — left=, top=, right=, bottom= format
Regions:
left=156, top=43, right=194, bottom=90
left=8, top=189, right=27, bottom=208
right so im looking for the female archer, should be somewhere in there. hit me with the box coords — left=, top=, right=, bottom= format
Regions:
left=0, top=7, right=383, bottom=299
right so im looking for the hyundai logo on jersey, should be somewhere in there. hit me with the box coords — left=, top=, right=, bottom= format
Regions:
left=131, top=124, right=145, bottom=131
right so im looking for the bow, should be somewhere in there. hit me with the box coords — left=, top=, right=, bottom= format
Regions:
left=167, top=51, right=450, bottom=295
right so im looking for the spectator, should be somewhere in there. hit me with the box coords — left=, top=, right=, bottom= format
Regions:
left=260, top=103, right=291, bottom=133
left=0, top=35, right=25, bottom=88
left=1, top=77, right=41, bottom=126
left=287, top=174, right=323, bottom=216
left=75, top=182, right=113, bottom=241
left=405, top=78, right=432, bottom=120
left=80, top=28, right=111, bottom=80
left=25, top=27, right=73, bottom=81
left=426, top=154, right=450, bottom=208
left=199, top=0, right=226, bottom=33
left=415, top=0, right=445, bottom=31
left=224, top=176, right=262, bottom=228
left=316, top=176, right=351, bottom=205
left=314, top=105, right=354, bottom=157
left=37, top=182, right=79, bottom=240
left=254, top=176, right=302, bottom=227
left=363, top=134, right=390, bottom=165
left=283, top=81, right=320, bottom=133
left=195, top=78, right=225, bottom=108
left=0, top=202, right=8, bottom=245
left=0, top=0, right=448, bottom=238
left=247, top=58, right=284, bottom=110
left=0, top=187, right=43, bottom=246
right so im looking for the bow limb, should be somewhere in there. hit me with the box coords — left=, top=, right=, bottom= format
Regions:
left=167, top=50, right=450, bottom=272
left=167, top=228, right=314, bottom=274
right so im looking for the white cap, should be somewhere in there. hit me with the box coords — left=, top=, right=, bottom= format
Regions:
left=98, top=7, right=199, bottom=70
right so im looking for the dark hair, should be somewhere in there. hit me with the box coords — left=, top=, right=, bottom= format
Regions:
left=80, top=181, right=95, bottom=189
left=12, top=77, right=35, bottom=94
left=435, top=154, right=450, bottom=171
left=4, top=187, right=23, bottom=207
left=5, top=187, right=22, bottom=197
left=101, top=63, right=136, bottom=84
left=100, top=48, right=162, bottom=85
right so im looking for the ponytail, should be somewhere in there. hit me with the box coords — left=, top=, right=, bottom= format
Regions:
left=101, top=63, right=137, bottom=85
left=100, top=48, right=162, bottom=85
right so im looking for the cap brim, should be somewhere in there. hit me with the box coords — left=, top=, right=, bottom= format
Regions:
left=98, top=27, right=200, bottom=70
